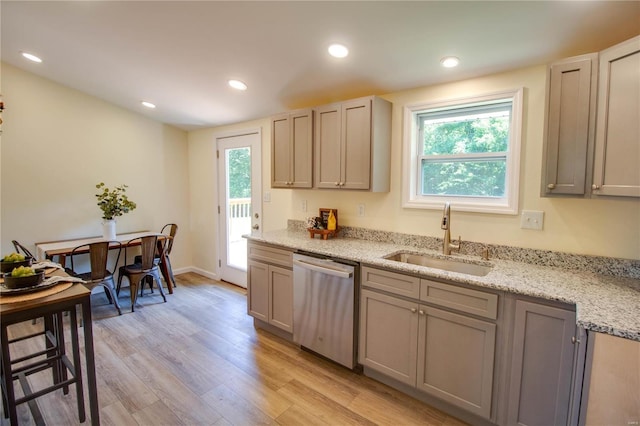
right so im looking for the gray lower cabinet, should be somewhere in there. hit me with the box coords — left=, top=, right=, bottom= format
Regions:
left=360, top=266, right=587, bottom=425
left=417, top=306, right=496, bottom=419
left=247, top=243, right=293, bottom=333
left=506, top=299, right=579, bottom=426
left=359, top=289, right=419, bottom=385
left=359, top=267, right=497, bottom=420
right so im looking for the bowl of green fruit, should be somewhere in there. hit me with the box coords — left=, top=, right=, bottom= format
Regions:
left=1, top=252, right=33, bottom=274
left=3, top=266, right=45, bottom=289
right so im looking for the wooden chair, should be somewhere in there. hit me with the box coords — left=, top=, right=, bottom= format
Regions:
left=135, top=223, right=178, bottom=292
left=117, top=235, right=167, bottom=312
left=12, top=240, right=36, bottom=259
left=66, top=241, right=123, bottom=315
left=159, top=223, right=178, bottom=289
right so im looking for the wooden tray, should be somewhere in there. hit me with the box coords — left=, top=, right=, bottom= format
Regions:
left=307, top=227, right=340, bottom=240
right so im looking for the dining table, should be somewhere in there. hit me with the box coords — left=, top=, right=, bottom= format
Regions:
left=0, top=269, right=99, bottom=425
left=35, top=231, right=175, bottom=294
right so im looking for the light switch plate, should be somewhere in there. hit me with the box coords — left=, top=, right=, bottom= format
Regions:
left=521, top=210, right=544, bottom=230
left=263, top=192, right=271, bottom=202
left=357, top=204, right=365, bottom=217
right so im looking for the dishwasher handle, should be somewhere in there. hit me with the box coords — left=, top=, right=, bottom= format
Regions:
left=293, top=258, right=353, bottom=279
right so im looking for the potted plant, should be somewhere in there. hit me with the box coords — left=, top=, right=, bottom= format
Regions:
left=95, top=182, right=137, bottom=240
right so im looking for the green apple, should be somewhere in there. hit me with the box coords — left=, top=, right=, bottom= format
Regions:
left=2, top=252, right=26, bottom=263
left=11, top=266, right=35, bottom=277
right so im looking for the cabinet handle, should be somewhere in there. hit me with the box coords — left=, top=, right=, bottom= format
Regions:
left=418, top=310, right=425, bottom=315
left=592, top=184, right=600, bottom=190
left=571, top=336, right=581, bottom=344
left=411, top=308, right=417, bottom=313
left=547, top=183, right=556, bottom=190
left=335, top=182, right=340, bottom=186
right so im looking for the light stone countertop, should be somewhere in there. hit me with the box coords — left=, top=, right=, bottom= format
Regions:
left=245, top=229, right=640, bottom=341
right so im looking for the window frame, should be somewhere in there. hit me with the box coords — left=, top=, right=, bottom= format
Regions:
left=402, top=88, right=523, bottom=215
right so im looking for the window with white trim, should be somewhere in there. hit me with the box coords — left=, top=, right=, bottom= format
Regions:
left=402, top=89, right=523, bottom=214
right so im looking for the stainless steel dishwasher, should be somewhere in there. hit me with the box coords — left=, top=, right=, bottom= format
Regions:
left=292, top=253, right=358, bottom=369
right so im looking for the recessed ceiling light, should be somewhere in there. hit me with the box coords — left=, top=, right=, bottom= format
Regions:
left=21, top=52, right=42, bottom=63
left=141, top=101, right=156, bottom=109
left=228, top=79, right=248, bottom=91
left=328, top=44, right=349, bottom=58
left=440, top=56, right=460, bottom=68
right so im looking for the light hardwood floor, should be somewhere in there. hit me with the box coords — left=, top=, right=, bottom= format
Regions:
left=2, top=272, right=467, bottom=426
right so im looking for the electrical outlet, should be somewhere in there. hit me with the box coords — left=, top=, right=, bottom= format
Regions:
left=301, top=200, right=307, bottom=212
left=357, top=204, right=365, bottom=217
left=520, top=210, right=544, bottom=230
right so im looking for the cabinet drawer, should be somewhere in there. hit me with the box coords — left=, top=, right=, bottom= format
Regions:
left=361, top=266, right=420, bottom=299
left=420, top=280, right=498, bottom=320
left=248, top=243, right=293, bottom=268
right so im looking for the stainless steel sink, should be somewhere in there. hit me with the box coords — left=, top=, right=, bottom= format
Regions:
left=383, top=251, right=493, bottom=277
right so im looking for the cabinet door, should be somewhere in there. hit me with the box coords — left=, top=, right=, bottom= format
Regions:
left=314, top=104, right=342, bottom=189
left=543, top=55, right=596, bottom=196
left=341, top=98, right=372, bottom=189
left=269, top=265, right=293, bottom=332
left=271, top=113, right=292, bottom=188
left=271, top=110, right=313, bottom=188
left=359, top=289, right=419, bottom=386
left=290, top=110, right=313, bottom=188
left=507, top=300, right=576, bottom=426
left=593, top=36, right=640, bottom=197
left=416, top=306, right=496, bottom=419
left=247, top=260, right=269, bottom=322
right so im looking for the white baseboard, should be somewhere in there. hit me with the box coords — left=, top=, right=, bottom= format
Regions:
left=173, top=266, right=219, bottom=281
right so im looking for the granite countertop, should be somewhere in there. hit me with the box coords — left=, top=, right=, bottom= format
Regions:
left=246, top=229, right=640, bottom=341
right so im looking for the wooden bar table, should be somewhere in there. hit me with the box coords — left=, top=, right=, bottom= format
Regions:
left=0, top=276, right=99, bottom=425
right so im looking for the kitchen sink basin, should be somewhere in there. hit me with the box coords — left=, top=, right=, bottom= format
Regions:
left=383, top=251, right=493, bottom=277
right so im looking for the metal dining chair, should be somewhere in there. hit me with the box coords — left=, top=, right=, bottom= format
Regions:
left=117, top=235, right=167, bottom=312
left=159, top=223, right=178, bottom=289
left=134, top=223, right=178, bottom=292
left=66, top=241, right=123, bottom=315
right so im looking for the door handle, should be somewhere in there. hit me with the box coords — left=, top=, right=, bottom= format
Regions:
left=252, top=224, right=259, bottom=230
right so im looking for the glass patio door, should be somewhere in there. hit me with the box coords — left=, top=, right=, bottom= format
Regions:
left=217, top=130, right=261, bottom=287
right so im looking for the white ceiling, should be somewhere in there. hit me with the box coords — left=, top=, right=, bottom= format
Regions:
left=2, top=1, right=639, bottom=131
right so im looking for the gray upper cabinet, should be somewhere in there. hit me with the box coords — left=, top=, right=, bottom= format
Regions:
left=314, top=96, right=391, bottom=192
left=592, top=35, right=640, bottom=197
left=271, top=109, right=313, bottom=188
left=542, top=54, right=598, bottom=196
left=541, top=35, right=640, bottom=199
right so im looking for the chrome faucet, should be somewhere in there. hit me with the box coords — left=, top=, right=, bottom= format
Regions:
left=441, top=202, right=460, bottom=255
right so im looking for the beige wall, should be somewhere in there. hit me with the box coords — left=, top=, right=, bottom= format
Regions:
left=285, top=65, right=640, bottom=259
left=186, top=65, right=639, bottom=276
left=0, top=63, right=192, bottom=269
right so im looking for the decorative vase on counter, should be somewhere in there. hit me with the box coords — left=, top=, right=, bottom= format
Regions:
left=102, top=220, right=116, bottom=240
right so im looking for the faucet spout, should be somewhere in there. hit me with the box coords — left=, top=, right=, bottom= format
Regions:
left=442, top=202, right=460, bottom=255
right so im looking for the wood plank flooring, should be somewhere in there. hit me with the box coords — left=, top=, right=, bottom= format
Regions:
left=1, top=272, right=467, bottom=426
